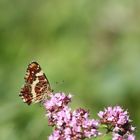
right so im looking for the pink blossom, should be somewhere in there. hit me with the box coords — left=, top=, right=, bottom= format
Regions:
left=44, top=93, right=100, bottom=139
left=98, top=106, right=135, bottom=140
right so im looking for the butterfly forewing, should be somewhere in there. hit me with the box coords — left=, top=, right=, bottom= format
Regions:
left=19, top=62, right=52, bottom=105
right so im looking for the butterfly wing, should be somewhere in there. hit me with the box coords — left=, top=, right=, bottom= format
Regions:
left=19, top=62, right=52, bottom=105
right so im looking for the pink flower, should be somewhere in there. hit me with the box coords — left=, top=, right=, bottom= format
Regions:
left=44, top=93, right=135, bottom=140
left=113, top=133, right=135, bottom=140
left=98, top=106, right=135, bottom=140
left=44, top=93, right=100, bottom=139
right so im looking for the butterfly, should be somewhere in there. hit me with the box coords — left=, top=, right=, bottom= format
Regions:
left=19, top=62, right=52, bottom=105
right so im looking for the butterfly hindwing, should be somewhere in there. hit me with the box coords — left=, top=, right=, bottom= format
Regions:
left=19, top=62, right=52, bottom=105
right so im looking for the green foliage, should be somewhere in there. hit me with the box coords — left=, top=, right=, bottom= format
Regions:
left=0, top=0, right=139, bottom=139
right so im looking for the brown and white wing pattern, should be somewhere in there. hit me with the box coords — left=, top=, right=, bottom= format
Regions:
left=19, top=62, right=52, bottom=105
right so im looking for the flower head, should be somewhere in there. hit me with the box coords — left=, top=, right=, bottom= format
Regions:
left=112, top=133, right=135, bottom=140
left=98, top=106, right=135, bottom=140
left=44, top=93, right=100, bottom=139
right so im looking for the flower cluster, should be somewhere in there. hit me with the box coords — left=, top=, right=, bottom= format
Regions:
left=43, top=93, right=100, bottom=140
left=43, top=93, right=135, bottom=140
left=98, top=106, right=135, bottom=140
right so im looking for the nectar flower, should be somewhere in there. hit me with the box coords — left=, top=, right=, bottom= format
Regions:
left=44, top=93, right=100, bottom=139
left=112, top=133, right=135, bottom=140
left=98, top=106, right=135, bottom=140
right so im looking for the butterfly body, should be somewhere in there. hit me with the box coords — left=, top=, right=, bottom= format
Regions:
left=19, top=62, right=52, bottom=105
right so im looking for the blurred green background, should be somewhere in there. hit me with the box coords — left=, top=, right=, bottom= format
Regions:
left=0, top=0, right=140, bottom=139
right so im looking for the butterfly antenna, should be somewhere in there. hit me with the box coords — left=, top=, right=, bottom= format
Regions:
left=52, top=80, right=64, bottom=92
